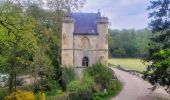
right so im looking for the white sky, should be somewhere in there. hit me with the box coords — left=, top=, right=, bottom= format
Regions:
left=79, top=0, right=150, bottom=30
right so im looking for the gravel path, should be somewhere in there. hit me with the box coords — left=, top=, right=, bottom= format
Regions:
left=111, top=68, right=170, bottom=100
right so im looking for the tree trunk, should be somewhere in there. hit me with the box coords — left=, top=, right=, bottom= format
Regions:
left=8, top=73, right=14, bottom=93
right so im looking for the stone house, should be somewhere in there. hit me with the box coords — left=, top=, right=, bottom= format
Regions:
left=62, top=11, right=108, bottom=67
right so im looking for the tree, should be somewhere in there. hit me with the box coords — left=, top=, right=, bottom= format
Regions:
left=10, top=0, right=86, bottom=12
left=47, top=0, right=86, bottom=11
left=0, top=2, right=38, bottom=92
left=25, top=4, right=63, bottom=89
left=108, top=29, right=151, bottom=58
left=144, top=0, right=170, bottom=92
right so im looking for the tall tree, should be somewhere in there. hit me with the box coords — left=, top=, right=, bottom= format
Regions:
left=144, top=0, right=170, bottom=92
left=0, top=2, right=38, bottom=92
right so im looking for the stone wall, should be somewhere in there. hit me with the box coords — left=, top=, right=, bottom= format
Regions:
left=73, top=34, right=108, bottom=67
left=61, top=17, right=74, bottom=67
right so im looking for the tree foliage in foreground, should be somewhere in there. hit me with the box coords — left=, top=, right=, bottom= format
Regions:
left=0, top=2, right=38, bottom=92
left=144, top=0, right=170, bottom=91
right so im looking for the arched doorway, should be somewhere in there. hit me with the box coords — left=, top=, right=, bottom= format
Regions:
left=82, top=57, right=89, bottom=67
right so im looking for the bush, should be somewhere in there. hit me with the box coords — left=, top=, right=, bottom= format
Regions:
left=93, top=80, right=122, bottom=100
left=61, top=67, right=76, bottom=91
left=84, top=63, right=122, bottom=100
left=86, top=63, right=112, bottom=91
left=33, top=77, right=60, bottom=95
left=93, top=92, right=108, bottom=100
left=0, top=88, right=7, bottom=100
left=52, top=63, right=122, bottom=100
left=108, top=80, right=122, bottom=95
left=47, top=93, right=69, bottom=100
left=67, top=73, right=93, bottom=100
left=5, top=89, right=34, bottom=100
left=19, top=84, right=34, bottom=91
left=35, top=91, right=46, bottom=100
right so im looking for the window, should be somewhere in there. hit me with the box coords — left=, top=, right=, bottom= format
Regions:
left=82, top=57, right=89, bottom=67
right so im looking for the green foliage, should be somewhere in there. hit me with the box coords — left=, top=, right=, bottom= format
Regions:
left=67, top=74, right=93, bottom=93
left=0, top=88, right=7, bottom=100
left=144, top=0, right=170, bottom=88
left=0, top=2, right=38, bottom=92
left=86, top=63, right=112, bottom=90
left=61, top=67, right=76, bottom=91
left=93, top=80, right=122, bottom=100
left=26, top=4, right=63, bottom=90
left=84, top=63, right=122, bottom=99
left=46, top=64, right=122, bottom=100
left=109, top=29, right=151, bottom=58
left=67, top=73, right=93, bottom=100
left=145, top=49, right=170, bottom=85
left=108, top=80, right=122, bottom=95
left=35, top=92, right=46, bottom=100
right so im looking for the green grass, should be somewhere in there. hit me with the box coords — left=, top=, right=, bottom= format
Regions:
left=109, top=58, right=147, bottom=72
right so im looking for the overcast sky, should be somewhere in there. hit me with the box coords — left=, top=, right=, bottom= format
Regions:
left=80, top=0, right=150, bottom=30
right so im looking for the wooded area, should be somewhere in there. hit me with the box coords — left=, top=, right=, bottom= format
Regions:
left=109, top=29, right=151, bottom=58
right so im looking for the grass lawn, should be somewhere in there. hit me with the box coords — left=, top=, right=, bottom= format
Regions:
left=108, top=58, right=147, bottom=72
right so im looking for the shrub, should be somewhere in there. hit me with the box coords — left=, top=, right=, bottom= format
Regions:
left=93, top=92, right=108, bottom=100
left=47, top=93, right=69, bottom=100
left=86, top=63, right=112, bottom=91
left=108, top=80, right=122, bottom=95
left=34, top=78, right=59, bottom=95
left=19, top=84, right=34, bottom=91
left=35, top=91, right=46, bottom=100
left=83, top=63, right=122, bottom=100
left=5, top=89, right=34, bottom=100
left=61, top=67, right=76, bottom=91
left=92, top=80, right=122, bottom=100
left=67, top=73, right=93, bottom=100
left=0, top=88, right=7, bottom=100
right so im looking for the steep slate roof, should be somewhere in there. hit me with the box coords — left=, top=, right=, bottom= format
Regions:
left=71, top=13, right=99, bottom=35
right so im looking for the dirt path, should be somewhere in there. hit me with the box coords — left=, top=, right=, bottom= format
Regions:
left=111, top=68, right=170, bottom=100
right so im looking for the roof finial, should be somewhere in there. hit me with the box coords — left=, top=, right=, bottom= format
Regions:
left=98, top=9, right=101, bottom=17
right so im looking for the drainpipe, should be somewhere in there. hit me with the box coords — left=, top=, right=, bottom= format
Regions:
left=73, top=33, right=74, bottom=67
